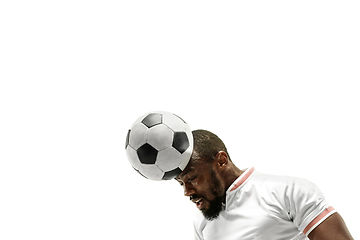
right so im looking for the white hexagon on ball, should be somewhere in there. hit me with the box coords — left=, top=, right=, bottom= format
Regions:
left=126, top=146, right=141, bottom=170
left=139, top=164, right=164, bottom=181
left=156, top=147, right=182, bottom=172
left=147, top=124, right=174, bottom=151
left=162, top=112, right=187, bottom=132
left=129, top=123, right=148, bottom=149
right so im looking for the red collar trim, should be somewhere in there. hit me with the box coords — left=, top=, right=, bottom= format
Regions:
left=228, top=167, right=255, bottom=192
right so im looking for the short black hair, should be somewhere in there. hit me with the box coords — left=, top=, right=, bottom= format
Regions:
left=192, top=129, right=231, bottom=162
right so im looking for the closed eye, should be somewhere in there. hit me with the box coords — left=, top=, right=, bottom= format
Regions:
left=188, top=176, right=197, bottom=181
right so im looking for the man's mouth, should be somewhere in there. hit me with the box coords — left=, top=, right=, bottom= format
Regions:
left=192, top=198, right=205, bottom=210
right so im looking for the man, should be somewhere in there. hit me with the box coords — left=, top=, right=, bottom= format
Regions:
left=175, top=130, right=353, bottom=240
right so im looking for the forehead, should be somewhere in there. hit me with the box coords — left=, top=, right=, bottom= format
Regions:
left=175, top=157, right=208, bottom=180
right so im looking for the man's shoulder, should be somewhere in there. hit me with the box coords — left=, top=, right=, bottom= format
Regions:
left=250, top=170, right=316, bottom=190
left=231, top=170, right=320, bottom=209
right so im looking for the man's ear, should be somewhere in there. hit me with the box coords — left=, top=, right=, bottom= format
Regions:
left=215, top=151, right=229, bottom=169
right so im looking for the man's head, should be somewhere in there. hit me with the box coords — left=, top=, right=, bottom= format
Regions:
left=175, top=130, right=239, bottom=221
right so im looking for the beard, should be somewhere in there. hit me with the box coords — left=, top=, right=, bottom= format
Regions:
left=201, top=195, right=224, bottom=221
left=200, top=168, right=225, bottom=221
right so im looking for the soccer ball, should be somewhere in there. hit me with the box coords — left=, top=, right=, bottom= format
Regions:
left=125, top=111, right=193, bottom=180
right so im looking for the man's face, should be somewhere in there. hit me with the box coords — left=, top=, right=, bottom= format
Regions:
left=175, top=158, right=226, bottom=221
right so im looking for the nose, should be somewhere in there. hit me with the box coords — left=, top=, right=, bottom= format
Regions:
left=183, top=183, right=195, bottom=197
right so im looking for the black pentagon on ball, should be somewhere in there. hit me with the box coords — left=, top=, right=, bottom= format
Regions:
left=142, top=113, right=162, bottom=128
left=162, top=167, right=182, bottom=180
left=137, top=143, right=158, bottom=164
left=172, top=132, right=189, bottom=154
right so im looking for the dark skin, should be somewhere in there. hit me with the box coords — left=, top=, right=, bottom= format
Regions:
left=308, top=213, right=353, bottom=240
left=176, top=151, right=242, bottom=197
left=176, top=151, right=353, bottom=240
left=176, top=151, right=243, bottom=211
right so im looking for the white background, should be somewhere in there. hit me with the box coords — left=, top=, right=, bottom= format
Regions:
left=1, top=1, right=359, bottom=239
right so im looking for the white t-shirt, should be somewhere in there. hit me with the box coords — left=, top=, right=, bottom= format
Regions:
left=194, top=167, right=336, bottom=240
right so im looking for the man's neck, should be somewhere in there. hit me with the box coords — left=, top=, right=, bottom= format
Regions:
left=223, top=163, right=245, bottom=191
